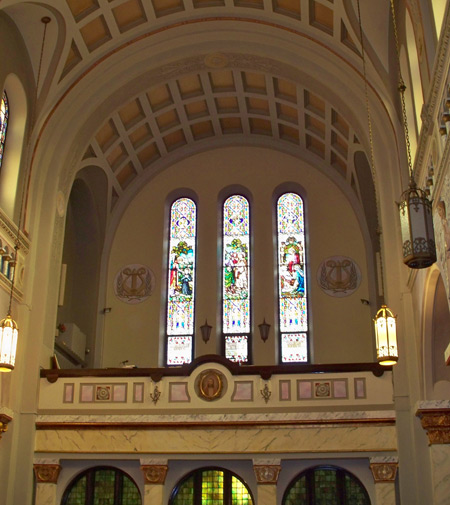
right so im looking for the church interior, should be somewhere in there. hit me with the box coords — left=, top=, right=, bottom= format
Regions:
left=0, top=0, right=449, bottom=504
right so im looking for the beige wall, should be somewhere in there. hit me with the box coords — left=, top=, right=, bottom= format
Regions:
left=102, top=146, right=374, bottom=367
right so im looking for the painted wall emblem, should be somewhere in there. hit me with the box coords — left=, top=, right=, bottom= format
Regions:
left=114, top=264, right=154, bottom=304
left=317, top=256, right=361, bottom=297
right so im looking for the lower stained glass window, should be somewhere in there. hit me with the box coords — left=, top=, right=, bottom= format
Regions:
left=170, top=468, right=253, bottom=505
left=283, top=466, right=371, bottom=505
left=62, top=467, right=141, bottom=505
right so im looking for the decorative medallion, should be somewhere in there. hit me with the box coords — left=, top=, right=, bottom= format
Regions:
left=141, top=465, right=168, bottom=484
left=33, top=464, right=61, bottom=483
left=114, top=264, right=154, bottom=304
left=196, top=369, right=226, bottom=401
left=253, top=465, right=281, bottom=484
left=317, top=256, right=361, bottom=297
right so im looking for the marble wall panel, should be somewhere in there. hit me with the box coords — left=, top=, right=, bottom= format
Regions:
left=35, top=424, right=397, bottom=454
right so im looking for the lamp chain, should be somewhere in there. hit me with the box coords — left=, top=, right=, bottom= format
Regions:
left=389, top=0, right=414, bottom=181
left=356, top=0, right=385, bottom=297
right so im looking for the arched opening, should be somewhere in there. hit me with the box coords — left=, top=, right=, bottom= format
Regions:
left=170, top=467, right=254, bottom=505
left=0, top=73, right=27, bottom=220
left=56, top=166, right=107, bottom=368
left=61, top=466, right=141, bottom=505
left=431, top=275, right=450, bottom=397
left=282, top=465, right=371, bottom=505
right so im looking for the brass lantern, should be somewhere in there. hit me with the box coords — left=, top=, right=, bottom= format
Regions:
left=0, top=314, right=18, bottom=372
left=398, top=179, right=436, bottom=268
left=374, top=305, right=398, bottom=366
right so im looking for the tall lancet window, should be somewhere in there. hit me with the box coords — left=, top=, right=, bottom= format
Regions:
left=277, top=192, right=308, bottom=363
left=0, top=92, right=9, bottom=171
left=222, top=195, right=251, bottom=363
left=166, top=197, right=197, bottom=365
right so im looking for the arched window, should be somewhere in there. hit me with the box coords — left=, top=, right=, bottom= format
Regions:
left=222, top=195, right=251, bottom=363
left=170, top=467, right=254, bottom=505
left=62, top=466, right=141, bottom=505
left=283, top=466, right=370, bottom=505
left=0, top=91, right=9, bottom=172
left=277, top=192, right=308, bottom=363
left=166, top=197, right=197, bottom=365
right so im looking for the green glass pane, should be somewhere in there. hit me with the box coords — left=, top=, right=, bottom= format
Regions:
left=314, top=469, right=338, bottom=505
left=344, top=474, right=369, bottom=505
left=123, top=475, right=142, bottom=505
left=173, top=476, right=195, bottom=505
left=201, top=470, right=224, bottom=505
left=231, top=476, right=253, bottom=505
left=284, top=476, right=307, bottom=505
left=66, top=475, right=87, bottom=505
left=93, top=470, right=115, bottom=505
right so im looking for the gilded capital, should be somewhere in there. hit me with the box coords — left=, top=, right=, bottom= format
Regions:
left=141, top=464, right=168, bottom=484
left=417, top=409, right=450, bottom=445
left=253, top=465, right=281, bottom=484
left=370, top=462, right=398, bottom=483
left=0, top=413, right=11, bottom=440
left=33, top=464, right=61, bottom=483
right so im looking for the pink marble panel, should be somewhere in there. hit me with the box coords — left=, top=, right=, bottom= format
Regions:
left=280, top=380, right=291, bottom=401
left=63, top=383, right=74, bottom=403
left=113, top=384, right=127, bottom=402
left=297, top=380, right=312, bottom=399
left=133, top=383, right=144, bottom=403
left=80, top=384, right=94, bottom=403
left=333, top=380, right=347, bottom=398
left=169, top=382, right=190, bottom=402
left=232, top=382, right=253, bottom=401
left=354, top=377, right=366, bottom=398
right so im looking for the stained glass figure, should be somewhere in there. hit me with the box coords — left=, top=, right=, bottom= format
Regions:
left=166, top=198, right=196, bottom=365
left=0, top=92, right=9, bottom=171
left=170, top=468, right=254, bottom=505
left=223, top=195, right=250, bottom=363
left=277, top=193, right=308, bottom=363
left=282, top=466, right=370, bottom=505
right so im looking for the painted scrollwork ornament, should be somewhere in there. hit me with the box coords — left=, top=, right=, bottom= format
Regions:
left=114, top=264, right=155, bottom=304
left=317, top=256, right=361, bottom=297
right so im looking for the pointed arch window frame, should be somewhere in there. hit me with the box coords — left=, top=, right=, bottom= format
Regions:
left=221, top=194, right=252, bottom=364
left=276, top=191, right=310, bottom=364
left=165, top=197, right=197, bottom=366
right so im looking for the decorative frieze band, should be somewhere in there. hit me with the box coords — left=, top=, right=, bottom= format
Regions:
left=253, top=465, right=281, bottom=484
left=33, top=464, right=61, bottom=483
left=141, top=464, right=168, bottom=484
left=417, top=409, right=450, bottom=444
left=369, top=462, right=398, bottom=483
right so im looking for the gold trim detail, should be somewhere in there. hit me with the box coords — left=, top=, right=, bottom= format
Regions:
left=33, top=464, right=61, bottom=483
left=370, top=462, right=398, bottom=483
left=141, top=465, right=168, bottom=484
left=416, top=409, right=450, bottom=445
left=254, top=465, right=281, bottom=484
left=0, top=413, right=12, bottom=440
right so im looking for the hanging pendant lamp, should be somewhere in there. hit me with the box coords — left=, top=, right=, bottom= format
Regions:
left=374, top=305, right=398, bottom=365
left=389, top=0, right=436, bottom=269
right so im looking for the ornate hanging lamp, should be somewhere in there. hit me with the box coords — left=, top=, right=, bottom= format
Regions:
left=357, top=0, right=398, bottom=365
left=373, top=305, right=398, bottom=366
left=0, top=17, right=51, bottom=372
left=390, top=0, right=436, bottom=268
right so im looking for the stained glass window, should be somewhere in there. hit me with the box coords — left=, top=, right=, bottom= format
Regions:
left=282, top=466, right=371, bottom=505
left=62, top=467, right=141, bottom=505
left=170, top=468, right=254, bottom=505
left=222, top=195, right=250, bottom=363
left=166, top=197, right=197, bottom=365
left=277, top=193, right=308, bottom=363
left=0, top=91, right=9, bottom=171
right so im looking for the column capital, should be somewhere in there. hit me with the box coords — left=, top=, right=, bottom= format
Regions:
left=253, top=465, right=281, bottom=485
left=0, top=413, right=12, bottom=440
left=369, top=462, right=398, bottom=483
left=416, top=408, right=450, bottom=444
left=33, top=464, right=61, bottom=483
left=141, top=464, right=168, bottom=484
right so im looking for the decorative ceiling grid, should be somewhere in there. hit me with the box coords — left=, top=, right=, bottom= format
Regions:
left=60, top=0, right=360, bottom=81
left=86, top=68, right=362, bottom=211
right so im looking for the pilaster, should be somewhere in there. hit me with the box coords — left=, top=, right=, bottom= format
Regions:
left=369, top=457, right=398, bottom=505
left=140, top=459, right=168, bottom=505
left=33, top=461, right=61, bottom=505
left=253, top=459, right=281, bottom=505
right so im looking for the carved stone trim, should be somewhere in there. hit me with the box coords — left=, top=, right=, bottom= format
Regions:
left=369, top=462, right=398, bottom=483
left=0, top=413, right=12, bottom=440
left=417, top=409, right=450, bottom=444
left=33, top=464, right=61, bottom=483
left=253, top=465, right=281, bottom=484
left=141, top=464, right=168, bottom=484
